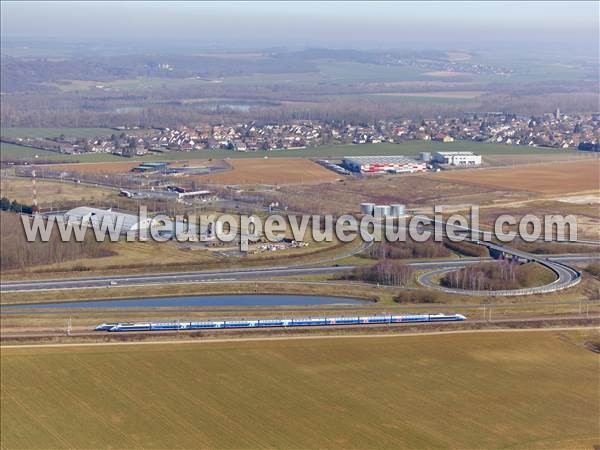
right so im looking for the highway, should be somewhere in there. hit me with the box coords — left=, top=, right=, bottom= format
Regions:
left=0, top=257, right=489, bottom=292
left=1, top=254, right=597, bottom=293
left=1, top=210, right=596, bottom=295
left=413, top=219, right=595, bottom=295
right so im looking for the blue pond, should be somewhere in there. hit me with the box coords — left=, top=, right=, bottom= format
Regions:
left=4, top=295, right=366, bottom=310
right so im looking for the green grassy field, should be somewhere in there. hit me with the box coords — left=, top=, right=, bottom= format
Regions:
left=279, top=141, right=578, bottom=159
left=0, top=142, right=66, bottom=161
left=36, top=63, right=437, bottom=94
left=1, top=133, right=580, bottom=163
left=366, top=95, right=475, bottom=104
left=1, top=128, right=115, bottom=162
left=1, top=330, right=598, bottom=449
left=1, top=127, right=114, bottom=139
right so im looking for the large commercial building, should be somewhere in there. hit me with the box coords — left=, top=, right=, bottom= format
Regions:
left=63, top=206, right=202, bottom=238
left=64, top=207, right=150, bottom=233
left=433, top=151, right=482, bottom=166
left=342, top=156, right=427, bottom=174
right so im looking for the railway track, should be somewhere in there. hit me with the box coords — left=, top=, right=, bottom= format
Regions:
left=2, top=314, right=598, bottom=342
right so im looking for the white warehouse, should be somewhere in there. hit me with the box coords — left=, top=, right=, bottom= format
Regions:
left=433, top=151, right=482, bottom=166
left=64, top=207, right=151, bottom=233
left=342, top=156, right=427, bottom=174
left=63, top=206, right=201, bottom=238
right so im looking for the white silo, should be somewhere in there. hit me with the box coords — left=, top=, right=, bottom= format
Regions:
left=360, top=202, right=376, bottom=215
left=373, top=205, right=391, bottom=217
left=214, top=220, right=223, bottom=237
left=390, top=204, right=406, bottom=216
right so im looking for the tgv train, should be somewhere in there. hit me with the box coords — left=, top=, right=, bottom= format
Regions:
left=95, top=313, right=466, bottom=332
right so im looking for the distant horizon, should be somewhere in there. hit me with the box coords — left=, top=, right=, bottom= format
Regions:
left=2, top=1, right=598, bottom=52
left=1, top=37, right=597, bottom=60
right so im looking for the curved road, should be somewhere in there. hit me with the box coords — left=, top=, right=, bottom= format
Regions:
left=418, top=244, right=587, bottom=296
left=418, top=242, right=583, bottom=297
left=0, top=257, right=492, bottom=293
left=414, top=220, right=591, bottom=296
left=0, top=254, right=596, bottom=294
left=0, top=213, right=596, bottom=295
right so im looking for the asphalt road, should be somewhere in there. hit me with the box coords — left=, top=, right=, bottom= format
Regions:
left=418, top=251, right=591, bottom=297
left=0, top=258, right=486, bottom=292
left=5, top=210, right=594, bottom=295
left=1, top=254, right=597, bottom=293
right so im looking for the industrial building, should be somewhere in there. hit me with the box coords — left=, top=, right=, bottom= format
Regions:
left=64, top=207, right=150, bottom=233
left=119, top=188, right=214, bottom=201
left=360, top=202, right=406, bottom=217
left=433, top=151, right=482, bottom=166
left=131, top=162, right=169, bottom=173
left=63, top=206, right=202, bottom=238
left=342, top=156, right=427, bottom=174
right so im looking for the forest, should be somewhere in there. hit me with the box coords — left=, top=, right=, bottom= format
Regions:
left=440, top=261, right=545, bottom=291
left=344, top=260, right=415, bottom=286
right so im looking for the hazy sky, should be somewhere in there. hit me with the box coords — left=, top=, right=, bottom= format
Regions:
left=1, top=1, right=598, bottom=49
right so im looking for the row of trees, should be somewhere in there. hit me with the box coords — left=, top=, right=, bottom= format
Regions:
left=0, top=197, right=33, bottom=214
left=346, top=260, right=415, bottom=287
left=364, top=238, right=490, bottom=260
left=4, top=78, right=597, bottom=128
left=0, top=211, right=115, bottom=271
left=442, top=239, right=489, bottom=257
left=441, top=261, right=536, bottom=291
left=510, top=237, right=593, bottom=255
left=585, top=263, right=600, bottom=278
left=365, top=239, right=451, bottom=260
left=393, top=291, right=441, bottom=304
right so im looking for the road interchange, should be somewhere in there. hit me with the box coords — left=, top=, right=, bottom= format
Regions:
left=1, top=215, right=597, bottom=296
left=1, top=254, right=596, bottom=294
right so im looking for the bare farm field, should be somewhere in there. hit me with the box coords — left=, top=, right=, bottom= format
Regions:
left=471, top=199, right=600, bottom=240
left=198, top=158, right=340, bottom=185
left=273, top=174, right=524, bottom=214
left=1, top=331, right=598, bottom=449
left=556, top=193, right=600, bottom=205
left=484, top=152, right=599, bottom=166
left=434, top=160, right=600, bottom=194
left=0, top=176, right=114, bottom=205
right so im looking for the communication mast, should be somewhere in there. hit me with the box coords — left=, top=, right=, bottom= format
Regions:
left=31, top=166, right=38, bottom=214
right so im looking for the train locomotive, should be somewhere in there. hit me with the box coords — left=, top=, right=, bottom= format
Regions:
left=95, top=313, right=466, bottom=332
